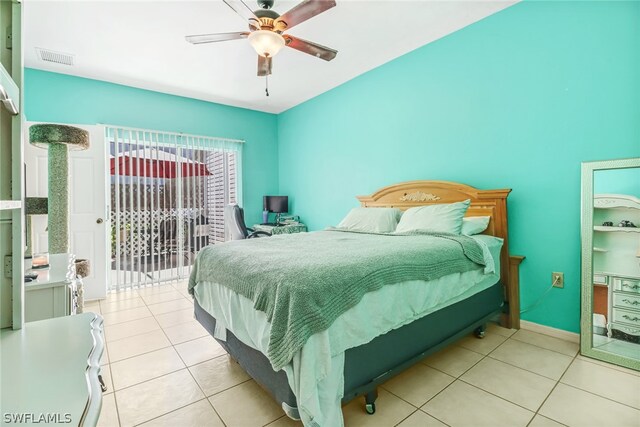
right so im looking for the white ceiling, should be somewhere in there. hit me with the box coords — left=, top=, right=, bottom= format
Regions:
left=24, top=0, right=516, bottom=114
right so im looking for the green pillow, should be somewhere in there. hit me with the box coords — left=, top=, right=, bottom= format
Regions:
left=337, top=207, right=401, bottom=233
left=462, top=216, right=491, bottom=235
left=396, top=200, right=471, bottom=235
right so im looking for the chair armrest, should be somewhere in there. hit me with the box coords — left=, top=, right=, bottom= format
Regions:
left=247, top=231, right=272, bottom=238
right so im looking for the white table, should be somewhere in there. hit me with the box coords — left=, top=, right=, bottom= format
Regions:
left=0, top=312, right=105, bottom=426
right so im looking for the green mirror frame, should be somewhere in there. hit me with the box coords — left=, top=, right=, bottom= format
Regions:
left=580, top=157, right=640, bottom=370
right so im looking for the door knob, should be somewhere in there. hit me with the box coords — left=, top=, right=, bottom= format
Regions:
left=96, top=218, right=104, bottom=224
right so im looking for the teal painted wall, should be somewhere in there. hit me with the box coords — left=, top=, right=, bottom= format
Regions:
left=277, top=1, right=640, bottom=332
left=24, top=68, right=279, bottom=225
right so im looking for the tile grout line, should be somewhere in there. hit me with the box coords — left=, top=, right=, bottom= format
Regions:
left=385, top=331, right=514, bottom=424
left=106, top=320, right=204, bottom=348
left=456, top=377, right=537, bottom=415
left=525, top=351, right=578, bottom=427
left=478, top=335, right=575, bottom=425
left=169, top=283, right=255, bottom=427
left=509, top=334, right=579, bottom=358
left=574, top=355, right=640, bottom=378
left=417, top=334, right=502, bottom=424
left=108, top=281, right=203, bottom=426
left=482, top=347, right=575, bottom=382
left=104, top=306, right=206, bottom=364
left=560, top=382, right=640, bottom=412
left=421, top=334, right=561, bottom=425
left=102, top=289, right=619, bottom=426
left=209, top=403, right=228, bottom=427
left=484, top=352, right=574, bottom=382
left=125, top=284, right=250, bottom=427
left=154, top=292, right=228, bottom=427
left=129, top=397, right=215, bottom=427
left=113, top=392, right=124, bottom=427
left=392, top=408, right=420, bottom=427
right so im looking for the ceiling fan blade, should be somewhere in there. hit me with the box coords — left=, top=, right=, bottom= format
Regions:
left=283, top=35, right=337, bottom=61
left=257, top=55, right=272, bottom=76
left=223, top=0, right=261, bottom=30
left=274, top=0, right=336, bottom=31
left=185, top=32, right=249, bottom=45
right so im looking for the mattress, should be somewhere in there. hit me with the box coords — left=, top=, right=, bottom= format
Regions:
left=192, top=234, right=503, bottom=426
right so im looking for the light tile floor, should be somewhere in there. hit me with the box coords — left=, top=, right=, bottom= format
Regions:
left=87, top=282, right=640, bottom=427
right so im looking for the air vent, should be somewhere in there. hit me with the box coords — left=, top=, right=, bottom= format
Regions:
left=35, top=48, right=74, bottom=66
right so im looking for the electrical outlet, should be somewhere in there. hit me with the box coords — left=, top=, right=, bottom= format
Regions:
left=4, top=255, right=12, bottom=278
left=552, top=272, right=564, bottom=288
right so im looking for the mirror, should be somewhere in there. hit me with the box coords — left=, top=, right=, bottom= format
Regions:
left=581, top=158, right=640, bottom=370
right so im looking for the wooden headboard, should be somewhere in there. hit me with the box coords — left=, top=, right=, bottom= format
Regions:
left=357, top=180, right=523, bottom=329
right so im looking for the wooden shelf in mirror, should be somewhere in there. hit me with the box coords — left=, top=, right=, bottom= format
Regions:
left=594, top=226, right=640, bottom=233
left=594, top=194, right=640, bottom=210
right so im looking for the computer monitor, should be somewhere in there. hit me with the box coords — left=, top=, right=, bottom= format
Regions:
left=264, top=196, right=288, bottom=213
left=263, top=196, right=288, bottom=225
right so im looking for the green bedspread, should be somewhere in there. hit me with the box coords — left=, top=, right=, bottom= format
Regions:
left=188, top=229, right=486, bottom=370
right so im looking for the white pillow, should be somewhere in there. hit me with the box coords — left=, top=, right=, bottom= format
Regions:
left=337, top=207, right=401, bottom=233
left=461, top=216, right=491, bottom=235
left=395, top=200, right=471, bottom=235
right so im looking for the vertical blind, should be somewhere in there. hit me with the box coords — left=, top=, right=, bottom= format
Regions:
left=107, top=126, right=243, bottom=291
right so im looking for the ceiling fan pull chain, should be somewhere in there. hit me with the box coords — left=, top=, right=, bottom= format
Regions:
left=265, top=74, right=270, bottom=97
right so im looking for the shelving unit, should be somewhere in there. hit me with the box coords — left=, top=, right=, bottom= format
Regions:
left=0, top=5, right=106, bottom=423
left=0, top=0, right=24, bottom=330
left=592, top=193, right=640, bottom=342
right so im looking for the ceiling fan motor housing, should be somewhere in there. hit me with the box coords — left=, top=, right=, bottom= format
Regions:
left=258, top=0, right=275, bottom=10
left=254, top=8, right=283, bottom=31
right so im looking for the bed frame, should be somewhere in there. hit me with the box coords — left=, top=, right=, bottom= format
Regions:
left=357, top=180, right=523, bottom=329
left=193, top=180, right=524, bottom=419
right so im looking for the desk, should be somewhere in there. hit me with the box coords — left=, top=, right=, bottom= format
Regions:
left=1, top=313, right=104, bottom=426
left=253, top=223, right=307, bottom=235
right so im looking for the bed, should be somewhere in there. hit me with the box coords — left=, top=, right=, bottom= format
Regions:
left=189, top=180, right=524, bottom=426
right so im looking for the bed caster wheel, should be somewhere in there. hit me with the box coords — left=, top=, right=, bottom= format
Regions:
left=365, top=403, right=376, bottom=415
left=474, top=325, right=486, bottom=339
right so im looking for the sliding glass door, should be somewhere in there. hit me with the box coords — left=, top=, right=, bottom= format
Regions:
left=107, top=127, right=242, bottom=291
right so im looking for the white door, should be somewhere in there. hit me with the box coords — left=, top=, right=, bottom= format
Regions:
left=68, top=125, right=109, bottom=300
left=24, top=123, right=109, bottom=300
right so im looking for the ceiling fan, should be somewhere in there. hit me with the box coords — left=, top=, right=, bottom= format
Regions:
left=185, top=0, right=338, bottom=78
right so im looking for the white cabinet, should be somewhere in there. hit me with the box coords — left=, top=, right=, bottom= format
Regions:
left=25, top=254, right=78, bottom=322
left=609, top=275, right=640, bottom=340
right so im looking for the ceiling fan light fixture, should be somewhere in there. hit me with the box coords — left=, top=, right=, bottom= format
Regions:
left=248, top=30, right=285, bottom=58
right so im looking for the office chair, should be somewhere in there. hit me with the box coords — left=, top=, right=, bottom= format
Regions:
left=225, top=205, right=271, bottom=240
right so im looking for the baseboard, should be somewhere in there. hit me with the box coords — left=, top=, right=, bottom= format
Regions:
left=520, top=320, right=580, bottom=344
